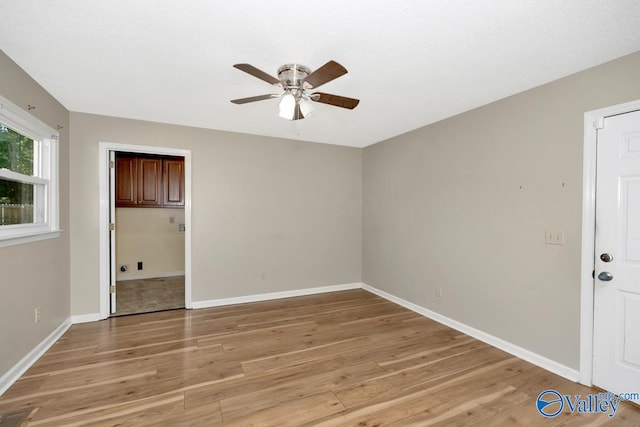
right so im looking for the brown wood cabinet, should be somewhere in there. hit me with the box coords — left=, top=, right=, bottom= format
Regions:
left=136, top=157, right=163, bottom=206
left=163, top=158, right=185, bottom=207
left=115, top=156, right=138, bottom=207
left=115, top=155, right=184, bottom=208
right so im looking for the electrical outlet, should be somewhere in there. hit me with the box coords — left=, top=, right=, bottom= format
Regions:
left=35, top=307, right=41, bottom=323
left=435, top=286, right=443, bottom=298
left=260, top=271, right=266, bottom=280
left=137, top=261, right=143, bottom=270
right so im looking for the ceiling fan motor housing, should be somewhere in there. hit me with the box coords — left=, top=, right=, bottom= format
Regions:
left=277, top=64, right=310, bottom=89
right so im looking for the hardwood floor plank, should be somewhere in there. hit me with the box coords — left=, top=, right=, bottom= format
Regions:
left=313, top=385, right=443, bottom=426
left=229, top=299, right=390, bottom=331
left=116, top=403, right=225, bottom=427
left=83, top=397, right=193, bottom=427
left=38, top=344, right=98, bottom=358
left=185, top=349, right=388, bottom=413
left=376, top=336, right=477, bottom=367
left=422, top=356, right=530, bottom=400
left=240, top=337, right=367, bottom=374
left=222, top=391, right=345, bottom=426
left=0, top=371, right=157, bottom=404
left=28, top=391, right=185, bottom=426
left=395, top=383, right=526, bottom=426
left=0, top=376, right=48, bottom=400
left=20, top=345, right=200, bottom=379
left=24, top=339, right=204, bottom=379
left=0, top=289, right=638, bottom=425
left=471, top=398, right=549, bottom=427
left=332, top=345, right=511, bottom=410
left=221, top=360, right=384, bottom=421
left=197, top=320, right=318, bottom=349
left=0, top=348, right=242, bottom=422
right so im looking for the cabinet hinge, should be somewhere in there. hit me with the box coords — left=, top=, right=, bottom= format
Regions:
left=109, top=285, right=116, bottom=294
left=109, top=223, right=115, bottom=231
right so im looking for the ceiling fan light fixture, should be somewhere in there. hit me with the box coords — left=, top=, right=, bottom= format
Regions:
left=299, top=98, right=314, bottom=118
left=278, top=92, right=296, bottom=120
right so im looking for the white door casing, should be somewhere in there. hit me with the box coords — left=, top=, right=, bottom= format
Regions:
left=109, top=150, right=117, bottom=313
left=592, top=109, right=640, bottom=402
left=98, top=141, right=192, bottom=319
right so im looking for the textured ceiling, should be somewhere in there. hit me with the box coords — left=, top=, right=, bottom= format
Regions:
left=1, top=1, right=640, bottom=147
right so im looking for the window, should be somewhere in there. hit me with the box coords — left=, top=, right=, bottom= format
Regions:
left=0, top=94, right=59, bottom=247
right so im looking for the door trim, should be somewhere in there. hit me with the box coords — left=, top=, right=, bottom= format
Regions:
left=98, top=141, right=193, bottom=319
left=580, top=99, right=640, bottom=386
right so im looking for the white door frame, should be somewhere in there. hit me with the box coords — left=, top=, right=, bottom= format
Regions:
left=98, top=141, right=193, bottom=319
left=580, top=99, right=640, bottom=385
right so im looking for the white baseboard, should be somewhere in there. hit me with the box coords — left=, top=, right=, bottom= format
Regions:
left=71, top=313, right=103, bottom=324
left=0, top=317, right=72, bottom=396
left=361, top=283, right=581, bottom=382
left=116, top=270, right=185, bottom=281
left=191, top=282, right=363, bottom=309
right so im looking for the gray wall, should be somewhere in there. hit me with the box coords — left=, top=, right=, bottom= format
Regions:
left=69, top=113, right=362, bottom=315
left=363, top=51, right=640, bottom=369
left=0, top=51, right=70, bottom=376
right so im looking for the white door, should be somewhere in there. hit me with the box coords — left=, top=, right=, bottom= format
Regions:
left=593, top=109, right=640, bottom=402
left=109, top=151, right=117, bottom=314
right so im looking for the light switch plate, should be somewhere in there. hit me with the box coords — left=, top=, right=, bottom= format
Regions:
left=545, top=230, right=564, bottom=245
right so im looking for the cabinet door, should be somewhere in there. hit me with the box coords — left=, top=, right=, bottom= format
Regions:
left=137, top=158, right=163, bottom=206
left=163, top=158, right=185, bottom=207
left=115, top=157, right=137, bottom=207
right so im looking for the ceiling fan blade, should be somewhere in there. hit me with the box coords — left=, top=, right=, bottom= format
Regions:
left=311, top=92, right=360, bottom=109
left=233, top=64, right=281, bottom=86
left=230, top=94, right=278, bottom=104
left=302, top=60, right=348, bottom=89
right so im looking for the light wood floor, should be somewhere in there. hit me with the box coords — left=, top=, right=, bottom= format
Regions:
left=1, top=289, right=639, bottom=426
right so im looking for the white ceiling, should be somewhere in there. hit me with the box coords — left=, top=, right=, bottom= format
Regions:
left=1, top=1, right=640, bottom=148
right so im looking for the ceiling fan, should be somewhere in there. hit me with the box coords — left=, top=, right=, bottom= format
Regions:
left=230, top=60, right=359, bottom=120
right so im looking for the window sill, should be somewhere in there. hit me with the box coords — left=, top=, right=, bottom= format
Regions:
left=0, top=229, right=62, bottom=248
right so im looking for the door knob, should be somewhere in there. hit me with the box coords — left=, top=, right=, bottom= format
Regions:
left=597, top=271, right=613, bottom=281
left=600, top=253, right=613, bottom=262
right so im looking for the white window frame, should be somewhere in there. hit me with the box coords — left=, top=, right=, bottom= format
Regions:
left=0, top=94, right=60, bottom=247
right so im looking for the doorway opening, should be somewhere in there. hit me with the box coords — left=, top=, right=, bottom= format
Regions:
left=111, top=152, right=186, bottom=316
left=99, top=142, right=192, bottom=319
